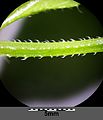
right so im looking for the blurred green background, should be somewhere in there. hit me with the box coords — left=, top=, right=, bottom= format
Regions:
left=1, top=5, right=103, bottom=106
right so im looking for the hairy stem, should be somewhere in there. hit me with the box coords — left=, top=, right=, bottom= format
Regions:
left=0, top=38, right=103, bottom=58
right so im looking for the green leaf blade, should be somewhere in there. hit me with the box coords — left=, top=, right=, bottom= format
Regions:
left=0, top=0, right=80, bottom=29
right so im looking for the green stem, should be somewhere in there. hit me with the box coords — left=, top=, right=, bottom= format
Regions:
left=0, top=37, right=103, bottom=58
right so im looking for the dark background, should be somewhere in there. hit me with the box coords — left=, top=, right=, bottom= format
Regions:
left=0, top=0, right=103, bottom=107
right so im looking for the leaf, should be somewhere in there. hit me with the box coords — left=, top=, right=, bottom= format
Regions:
left=1, top=0, right=103, bottom=59
left=0, top=0, right=80, bottom=30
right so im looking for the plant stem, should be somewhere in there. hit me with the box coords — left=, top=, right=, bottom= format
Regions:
left=0, top=37, right=103, bottom=58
